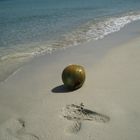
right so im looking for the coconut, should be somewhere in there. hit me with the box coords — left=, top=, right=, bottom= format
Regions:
left=62, top=64, right=85, bottom=90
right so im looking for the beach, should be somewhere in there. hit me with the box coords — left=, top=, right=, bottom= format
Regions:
left=0, top=20, right=140, bottom=140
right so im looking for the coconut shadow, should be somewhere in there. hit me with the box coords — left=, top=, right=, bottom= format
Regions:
left=51, top=85, right=75, bottom=93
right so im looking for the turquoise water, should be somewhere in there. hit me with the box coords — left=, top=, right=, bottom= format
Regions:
left=0, top=0, right=140, bottom=81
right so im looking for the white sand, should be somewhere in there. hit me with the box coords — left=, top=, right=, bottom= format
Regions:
left=0, top=21, right=140, bottom=140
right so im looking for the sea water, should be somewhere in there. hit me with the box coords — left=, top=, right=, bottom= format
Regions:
left=0, top=0, right=140, bottom=82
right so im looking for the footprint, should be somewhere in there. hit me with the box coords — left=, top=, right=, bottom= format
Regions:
left=65, top=121, right=81, bottom=134
left=0, top=118, right=39, bottom=140
left=61, top=103, right=110, bottom=134
left=62, top=104, right=110, bottom=123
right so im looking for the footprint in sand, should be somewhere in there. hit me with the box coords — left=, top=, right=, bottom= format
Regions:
left=0, top=118, right=39, bottom=140
left=62, top=103, right=110, bottom=134
left=65, top=120, right=81, bottom=134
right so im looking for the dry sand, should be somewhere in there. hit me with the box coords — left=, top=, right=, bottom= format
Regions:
left=0, top=21, right=140, bottom=140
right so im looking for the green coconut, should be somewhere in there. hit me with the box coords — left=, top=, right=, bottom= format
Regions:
left=62, top=64, right=86, bottom=90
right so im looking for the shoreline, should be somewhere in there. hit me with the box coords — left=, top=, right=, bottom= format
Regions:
left=1, top=13, right=140, bottom=83
left=0, top=20, right=140, bottom=140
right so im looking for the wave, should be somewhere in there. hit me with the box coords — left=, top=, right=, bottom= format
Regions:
left=62, top=12, right=140, bottom=44
left=0, top=47, right=54, bottom=61
left=86, top=13, right=140, bottom=40
left=1, top=12, right=140, bottom=62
